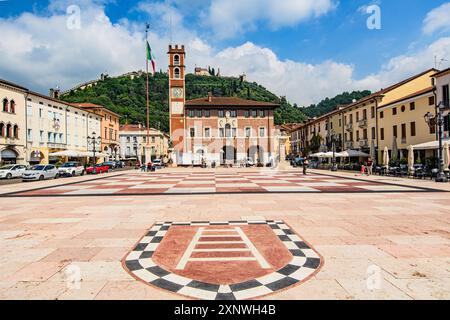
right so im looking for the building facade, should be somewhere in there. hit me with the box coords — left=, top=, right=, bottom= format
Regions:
left=433, top=68, right=450, bottom=141
left=0, top=80, right=27, bottom=165
left=25, top=91, right=100, bottom=164
left=1, top=80, right=103, bottom=165
left=119, top=124, right=169, bottom=163
left=289, top=68, right=443, bottom=163
left=70, top=103, right=121, bottom=161
left=168, top=44, right=279, bottom=166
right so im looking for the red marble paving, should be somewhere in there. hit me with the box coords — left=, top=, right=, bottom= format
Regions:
left=196, top=243, right=248, bottom=249
left=191, top=251, right=255, bottom=258
left=119, top=188, right=169, bottom=194
left=314, top=186, right=365, bottom=192
left=173, top=184, right=215, bottom=188
left=152, top=225, right=293, bottom=285
left=199, top=236, right=242, bottom=242
left=7, top=171, right=432, bottom=197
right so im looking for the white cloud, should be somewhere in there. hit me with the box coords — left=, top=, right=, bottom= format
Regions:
left=1, top=0, right=450, bottom=109
left=423, top=2, right=450, bottom=35
left=205, top=0, right=337, bottom=39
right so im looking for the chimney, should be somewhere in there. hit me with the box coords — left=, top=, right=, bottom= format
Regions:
left=49, top=87, right=60, bottom=99
left=208, top=92, right=213, bottom=102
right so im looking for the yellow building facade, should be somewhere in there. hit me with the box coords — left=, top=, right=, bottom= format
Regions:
left=289, top=68, right=443, bottom=165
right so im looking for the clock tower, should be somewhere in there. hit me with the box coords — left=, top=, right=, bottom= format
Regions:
left=168, top=45, right=186, bottom=162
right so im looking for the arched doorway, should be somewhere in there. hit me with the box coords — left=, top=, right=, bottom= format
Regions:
left=221, top=146, right=236, bottom=165
left=1, top=148, right=18, bottom=165
left=248, top=146, right=264, bottom=165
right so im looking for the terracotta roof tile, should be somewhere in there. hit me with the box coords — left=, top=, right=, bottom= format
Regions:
left=185, top=96, right=279, bottom=108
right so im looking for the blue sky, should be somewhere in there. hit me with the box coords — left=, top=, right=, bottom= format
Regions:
left=0, top=0, right=450, bottom=105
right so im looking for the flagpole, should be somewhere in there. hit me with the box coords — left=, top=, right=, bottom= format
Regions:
left=145, top=24, right=150, bottom=164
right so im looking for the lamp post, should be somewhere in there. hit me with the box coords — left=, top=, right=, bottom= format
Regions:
left=424, top=101, right=448, bottom=183
left=329, top=130, right=338, bottom=172
left=87, top=132, right=101, bottom=174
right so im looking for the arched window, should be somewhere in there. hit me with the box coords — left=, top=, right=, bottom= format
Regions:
left=174, top=67, right=180, bottom=79
left=174, top=54, right=180, bottom=66
left=0, top=123, right=4, bottom=137
left=6, top=124, right=12, bottom=138
left=2, top=98, right=8, bottom=112
left=13, top=125, right=19, bottom=139
left=225, top=124, right=231, bottom=138
left=10, top=100, right=15, bottom=113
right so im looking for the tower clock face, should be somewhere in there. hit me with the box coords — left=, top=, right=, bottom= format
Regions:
left=172, top=88, right=184, bottom=99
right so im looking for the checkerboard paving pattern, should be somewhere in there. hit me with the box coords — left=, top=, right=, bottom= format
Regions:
left=123, top=220, right=322, bottom=300
left=9, top=171, right=432, bottom=196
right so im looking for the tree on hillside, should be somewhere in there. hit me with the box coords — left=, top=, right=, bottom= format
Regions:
left=302, top=90, right=372, bottom=118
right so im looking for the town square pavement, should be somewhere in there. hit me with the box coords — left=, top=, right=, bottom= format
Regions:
left=0, top=168, right=449, bottom=300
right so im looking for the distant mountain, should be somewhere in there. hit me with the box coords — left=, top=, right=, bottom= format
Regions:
left=61, top=72, right=307, bottom=133
left=301, top=90, right=372, bottom=118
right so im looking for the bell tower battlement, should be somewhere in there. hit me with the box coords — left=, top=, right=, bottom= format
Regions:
left=168, top=44, right=186, bottom=155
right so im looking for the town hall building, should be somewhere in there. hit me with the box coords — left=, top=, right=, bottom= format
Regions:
left=168, top=45, right=279, bottom=166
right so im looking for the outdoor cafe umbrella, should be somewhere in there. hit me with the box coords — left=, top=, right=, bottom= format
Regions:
left=310, top=152, right=327, bottom=158
left=338, top=150, right=370, bottom=158
left=383, top=146, right=390, bottom=169
left=392, top=138, right=398, bottom=160
left=444, top=141, right=450, bottom=171
left=370, top=140, right=376, bottom=161
left=408, top=145, right=415, bottom=174
left=49, top=150, right=86, bottom=158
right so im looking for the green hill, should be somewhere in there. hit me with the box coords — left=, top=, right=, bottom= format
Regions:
left=61, top=72, right=372, bottom=133
left=61, top=72, right=307, bottom=133
left=301, top=90, right=372, bottom=118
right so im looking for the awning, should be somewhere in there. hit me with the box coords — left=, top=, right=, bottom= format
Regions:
left=337, top=150, right=370, bottom=158
left=49, top=150, right=86, bottom=157
left=82, top=151, right=109, bottom=157
left=412, top=139, right=450, bottom=150
left=1, top=149, right=18, bottom=159
left=310, top=152, right=328, bottom=158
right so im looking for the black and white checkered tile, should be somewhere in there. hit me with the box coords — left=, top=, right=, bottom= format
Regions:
left=123, top=220, right=322, bottom=300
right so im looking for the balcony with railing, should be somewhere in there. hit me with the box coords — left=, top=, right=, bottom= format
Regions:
left=359, top=139, right=369, bottom=148
left=47, top=142, right=67, bottom=149
left=2, top=137, right=18, bottom=145
left=358, top=119, right=368, bottom=128
left=345, top=141, right=353, bottom=149
left=345, top=123, right=353, bottom=131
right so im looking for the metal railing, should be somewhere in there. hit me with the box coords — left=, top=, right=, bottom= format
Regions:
left=358, top=119, right=368, bottom=128
left=345, top=123, right=353, bottom=131
left=359, top=139, right=368, bottom=148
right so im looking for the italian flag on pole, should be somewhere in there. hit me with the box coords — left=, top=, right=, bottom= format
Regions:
left=146, top=41, right=156, bottom=74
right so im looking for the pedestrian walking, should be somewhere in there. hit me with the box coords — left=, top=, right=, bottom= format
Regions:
left=367, top=158, right=373, bottom=176
left=303, top=157, right=309, bottom=175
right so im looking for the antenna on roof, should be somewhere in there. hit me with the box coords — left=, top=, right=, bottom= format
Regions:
left=169, top=12, right=173, bottom=45
left=435, top=55, right=448, bottom=69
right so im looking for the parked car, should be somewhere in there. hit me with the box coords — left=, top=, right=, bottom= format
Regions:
left=115, top=161, right=125, bottom=168
left=58, top=162, right=85, bottom=177
left=103, top=161, right=117, bottom=170
left=245, top=158, right=255, bottom=167
left=291, top=156, right=304, bottom=167
left=86, top=164, right=110, bottom=174
left=22, top=165, right=59, bottom=181
left=0, top=164, right=27, bottom=180
left=152, top=159, right=163, bottom=169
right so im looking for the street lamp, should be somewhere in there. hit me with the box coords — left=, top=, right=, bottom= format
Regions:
left=424, top=101, right=448, bottom=183
left=87, top=132, right=101, bottom=174
left=329, top=130, right=338, bottom=172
